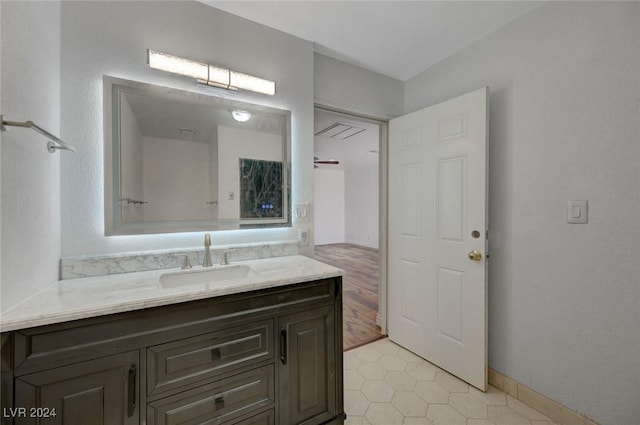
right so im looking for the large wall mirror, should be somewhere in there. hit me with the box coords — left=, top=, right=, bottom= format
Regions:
left=104, top=76, right=291, bottom=235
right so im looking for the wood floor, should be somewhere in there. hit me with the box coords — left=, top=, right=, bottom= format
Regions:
left=314, top=243, right=383, bottom=351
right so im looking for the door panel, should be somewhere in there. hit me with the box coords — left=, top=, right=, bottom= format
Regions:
left=388, top=87, right=488, bottom=390
left=400, top=162, right=421, bottom=237
left=399, top=259, right=421, bottom=324
left=15, top=351, right=139, bottom=425
left=438, top=156, right=466, bottom=242
left=278, top=305, right=336, bottom=425
left=437, top=266, right=465, bottom=345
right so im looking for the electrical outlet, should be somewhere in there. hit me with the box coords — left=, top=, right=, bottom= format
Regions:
left=298, top=229, right=309, bottom=246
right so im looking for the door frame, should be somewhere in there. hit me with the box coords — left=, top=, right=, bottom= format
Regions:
left=313, top=104, right=390, bottom=334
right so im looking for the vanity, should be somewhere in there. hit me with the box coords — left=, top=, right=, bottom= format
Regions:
left=0, top=70, right=335, bottom=424
left=0, top=256, right=345, bottom=425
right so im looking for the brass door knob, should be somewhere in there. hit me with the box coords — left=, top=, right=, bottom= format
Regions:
left=468, top=250, right=482, bottom=261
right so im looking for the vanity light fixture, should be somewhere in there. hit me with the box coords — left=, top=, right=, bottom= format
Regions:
left=231, top=110, right=252, bottom=122
left=147, top=50, right=276, bottom=96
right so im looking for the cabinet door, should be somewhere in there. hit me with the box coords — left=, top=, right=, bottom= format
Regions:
left=15, top=351, right=139, bottom=425
left=278, top=305, right=336, bottom=425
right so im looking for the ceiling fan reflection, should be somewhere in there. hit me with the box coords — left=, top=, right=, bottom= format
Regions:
left=314, top=156, right=340, bottom=168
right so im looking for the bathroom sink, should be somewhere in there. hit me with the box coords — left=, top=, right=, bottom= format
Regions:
left=160, top=265, right=251, bottom=288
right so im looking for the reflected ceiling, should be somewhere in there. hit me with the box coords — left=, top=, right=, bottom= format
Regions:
left=125, top=92, right=284, bottom=144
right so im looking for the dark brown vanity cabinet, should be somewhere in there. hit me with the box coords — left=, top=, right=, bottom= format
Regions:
left=0, top=278, right=344, bottom=425
left=278, top=305, right=337, bottom=425
left=15, top=351, right=139, bottom=425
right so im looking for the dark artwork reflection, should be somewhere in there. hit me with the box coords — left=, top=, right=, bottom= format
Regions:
left=239, top=158, right=283, bottom=219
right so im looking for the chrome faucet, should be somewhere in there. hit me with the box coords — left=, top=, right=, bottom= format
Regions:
left=220, top=249, right=235, bottom=265
left=203, top=233, right=212, bottom=267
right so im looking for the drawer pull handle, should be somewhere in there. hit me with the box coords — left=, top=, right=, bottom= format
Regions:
left=214, top=396, right=225, bottom=409
left=211, top=348, right=221, bottom=360
left=280, top=328, right=288, bottom=365
left=127, top=365, right=136, bottom=417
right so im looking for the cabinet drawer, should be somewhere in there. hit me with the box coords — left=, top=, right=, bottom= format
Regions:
left=232, top=409, right=274, bottom=425
left=147, top=319, right=273, bottom=397
left=147, top=364, right=274, bottom=425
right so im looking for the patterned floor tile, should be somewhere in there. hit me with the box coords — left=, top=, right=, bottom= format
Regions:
left=488, top=405, right=532, bottom=425
left=344, top=339, right=559, bottom=425
left=426, top=404, right=467, bottom=425
left=414, top=381, right=450, bottom=404
left=345, top=369, right=366, bottom=390
left=449, top=392, right=488, bottom=419
left=384, top=370, right=417, bottom=392
left=391, top=392, right=429, bottom=417
left=365, top=402, right=404, bottom=425
left=362, top=380, right=395, bottom=402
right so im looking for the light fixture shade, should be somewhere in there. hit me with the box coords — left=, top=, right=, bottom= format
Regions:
left=230, top=71, right=276, bottom=96
left=147, top=49, right=275, bottom=96
left=231, top=110, right=252, bottom=122
left=147, top=50, right=208, bottom=81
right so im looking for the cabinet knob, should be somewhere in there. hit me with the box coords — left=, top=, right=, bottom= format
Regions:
left=214, top=396, right=225, bottom=409
left=210, top=348, right=221, bottom=360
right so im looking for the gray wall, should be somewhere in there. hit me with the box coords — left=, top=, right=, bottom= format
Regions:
left=405, top=3, right=640, bottom=424
left=0, top=1, right=61, bottom=311
left=313, top=168, right=345, bottom=245
left=314, top=52, right=404, bottom=119
left=59, top=1, right=315, bottom=257
left=345, top=164, right=379, bottom=249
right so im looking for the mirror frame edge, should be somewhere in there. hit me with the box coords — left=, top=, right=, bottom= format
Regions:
left=102, top=75, right=292, bottom=236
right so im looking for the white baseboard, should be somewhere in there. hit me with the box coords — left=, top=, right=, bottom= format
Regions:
left=488, top=368, right=599, bottom=425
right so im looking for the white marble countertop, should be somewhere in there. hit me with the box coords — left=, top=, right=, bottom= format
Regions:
left=0, top=255, right=343, bottom=333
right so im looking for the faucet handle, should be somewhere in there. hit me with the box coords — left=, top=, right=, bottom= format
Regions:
left=220, top=249, right=236, bottom=265
left=174, top=254, right=192, bottom=270
left=204, top=233, right=211, bottom=246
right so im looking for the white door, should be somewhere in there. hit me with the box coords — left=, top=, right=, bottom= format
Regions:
left=388, top=87, right=488, bottom=390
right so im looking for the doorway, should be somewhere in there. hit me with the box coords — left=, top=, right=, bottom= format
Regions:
left=312, top=107, right=386, bottom=350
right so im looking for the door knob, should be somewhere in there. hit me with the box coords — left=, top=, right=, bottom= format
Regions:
left=468, top=250, right=482, bottom=261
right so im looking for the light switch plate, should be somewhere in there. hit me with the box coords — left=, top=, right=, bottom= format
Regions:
left=567, top=200, right=588, bottom=224
left=294, top=203, right=310, bottom=223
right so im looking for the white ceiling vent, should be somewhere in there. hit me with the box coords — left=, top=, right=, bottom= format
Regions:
left=315, top=122, right=365, bottom=140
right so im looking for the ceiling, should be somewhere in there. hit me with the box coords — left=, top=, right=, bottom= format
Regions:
left=314, top=109, right=380, bottom=171
left=202, top=1, right=542, bottom=81
left=201, top=1, right=542, bottom=169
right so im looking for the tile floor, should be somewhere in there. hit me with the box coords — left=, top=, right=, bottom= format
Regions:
left=344, top=338, right=559, bottom=425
